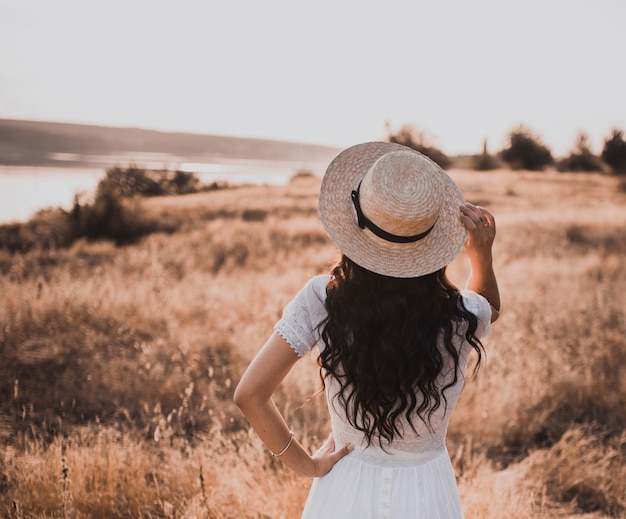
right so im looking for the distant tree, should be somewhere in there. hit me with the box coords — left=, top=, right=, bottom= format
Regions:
left=472, top=138, right=500, bottom=171
left=386, top=123, right=451, bottom=168
left=558, top=132, right=604, bottom=172
left=601, top=128, right=626, bottom=174
left=500, top=125, right=554, bottom=170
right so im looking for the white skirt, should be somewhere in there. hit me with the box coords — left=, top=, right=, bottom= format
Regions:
left=301, top=449, right=464, bottom=519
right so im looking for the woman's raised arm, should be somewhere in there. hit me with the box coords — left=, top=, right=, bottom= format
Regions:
left=460, top=202, right=500, bottom=322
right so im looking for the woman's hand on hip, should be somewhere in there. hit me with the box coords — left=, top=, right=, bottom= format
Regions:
left=310, top=434, right=354, bottom=477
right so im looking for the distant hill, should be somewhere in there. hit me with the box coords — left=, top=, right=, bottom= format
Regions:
left=0, top=118, right=341, bottom=168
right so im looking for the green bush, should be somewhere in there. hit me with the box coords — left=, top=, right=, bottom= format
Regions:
left=558, top=132, right=604, bottom=172
left=500, top=125, right=554, bottom=170
left=386, top=123, right=451, bottom=168
left=601, top=128, right=626, bottom=174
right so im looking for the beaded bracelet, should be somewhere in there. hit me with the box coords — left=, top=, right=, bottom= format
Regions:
left=271, top=431, right=295, bottom=457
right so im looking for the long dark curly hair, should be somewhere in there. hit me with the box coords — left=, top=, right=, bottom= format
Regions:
left=318, top=254, right=483, bottom=447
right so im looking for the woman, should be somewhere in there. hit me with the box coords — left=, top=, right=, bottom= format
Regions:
left=234, top=142, right=500, bottom=517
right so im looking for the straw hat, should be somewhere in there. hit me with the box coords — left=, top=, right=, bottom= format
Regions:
left=318, top=142, right=467, bottom=278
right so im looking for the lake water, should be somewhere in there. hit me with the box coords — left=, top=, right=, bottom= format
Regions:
left=0, top=159, right=323, bottom=224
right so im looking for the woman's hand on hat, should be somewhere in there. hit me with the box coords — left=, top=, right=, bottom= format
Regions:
left=460, top=202, right=495, bottom=265
left=460, top=202, right=500, bottom=320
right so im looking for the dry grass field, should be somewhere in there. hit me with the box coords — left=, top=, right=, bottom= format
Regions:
left=1, top=168, right=625, bottom=518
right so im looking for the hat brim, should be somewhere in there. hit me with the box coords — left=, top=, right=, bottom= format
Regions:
left=318, top=142, right=467, bottom=278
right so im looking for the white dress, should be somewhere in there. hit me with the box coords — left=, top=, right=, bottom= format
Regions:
left=275, top=275, right=492, bottom=519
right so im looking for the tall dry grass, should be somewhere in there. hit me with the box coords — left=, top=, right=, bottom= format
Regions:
left=0, top=171, right=625, bottom=517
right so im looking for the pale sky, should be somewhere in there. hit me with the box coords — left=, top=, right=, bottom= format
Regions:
left=1, top=0, right=624, bottom=156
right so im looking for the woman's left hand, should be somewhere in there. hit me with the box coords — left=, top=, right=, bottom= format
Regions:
left=310, top=434, right=354, bottom=477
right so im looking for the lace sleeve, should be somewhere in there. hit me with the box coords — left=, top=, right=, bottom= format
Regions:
left=274, top=275, right=329, bottom=357
left=460, top=290, right=492, bottom=339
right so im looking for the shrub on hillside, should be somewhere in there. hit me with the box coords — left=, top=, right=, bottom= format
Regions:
left=0, top=189, right=173, bottom=252
left=70, top=187, right=165, bottom=245
left=386, top=123, right=451, bottom=168
left=500, top=125, right=554, bottom=170
left=169, top=169, right=201, bottom=193
left=0, top=209, right=76, bottom=252
left=601, top=128, right=626, bottom=174
left=99, top=166, right=201, bottom=197
left=558, top=132, right=604, bottom=172
left=0, top=168, right=195, bottom=252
